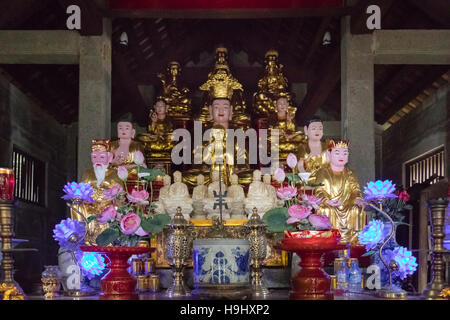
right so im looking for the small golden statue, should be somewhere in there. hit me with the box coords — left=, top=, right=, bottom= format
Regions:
left=137, top=99, right=175, bottom=171
left=0, top=283, right=24, bottom=300
left=312, top=140, right=366, bottom=244
left=156, top=61, right=192, bottom=119
left=253, top=49, right=294, bottom=117
left=296, top=117, right=329, bottom=177
left=268, top=96, right=305, bottom=161
left=197, top=46, right=251, bottom=130
left=71, top=139, right=122, bottom=245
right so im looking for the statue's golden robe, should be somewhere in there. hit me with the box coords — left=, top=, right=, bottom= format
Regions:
left=70, top=167, right=122, bottom=245
left=111, top=140, right=146, bottom=176
left=296, top=140, right=329, bottom=174
left=312, top=164, right=366, bottom=244
left=268, top=115, right=306, bottom=160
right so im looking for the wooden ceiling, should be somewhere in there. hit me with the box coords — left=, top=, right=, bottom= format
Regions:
left=0, top=0, right=449, bottom=127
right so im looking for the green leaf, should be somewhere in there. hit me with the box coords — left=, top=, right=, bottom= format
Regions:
left=403, top=204, right=413, bottom=210
left=138, top=168, right=165, bottom=182
left=285, top=173, right=301, bottom=183
left=141, top=214, right=171, bottom=234
left=95, top=228, right=120, bottom=246
left=395, top=221, right=410, bottom=227
left=262, top=207, right=295, bottom=233
left=87, top=216, right=97, bottom=223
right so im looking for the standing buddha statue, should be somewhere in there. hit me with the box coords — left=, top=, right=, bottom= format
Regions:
left=311, top=140, right=367, bottom=244
left=71, top=139, right=122, bottom=245
left=253, top=49, right=295, bottom=117
left=111, top=121, right=146, bottom=177
left=197, top=46, right=251, bottom=130
left=136, top=98, right=175, bottom=172
left=156, top=61, right=192, bottom=120
left=296, top=117, right=329, bottom=178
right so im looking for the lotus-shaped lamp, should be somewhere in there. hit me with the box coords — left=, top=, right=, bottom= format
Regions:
left=53, top=218, right=86, bottom=251
left=363, top=180, right=397, bottom=202
left=62, top=182, right=94, bottom=203
left=384, top=246, right=418, bottom=280
left=79, top=252, right=106, bottom=280
left=358, top=219, right=386, bottom=250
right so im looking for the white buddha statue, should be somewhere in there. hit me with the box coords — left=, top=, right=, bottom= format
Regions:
left=154, top=175, right=171, bottom=214
left=203, top=170, right=231, bottom=219
left=228, top=174, right=246, bottom=219
left=163, top=171, right=193, bottom=219
left=191, top=174, right=208, bottom=219
left=263, top=174, right=282, bottom=207
left=244, top=170, right=274, bottom=217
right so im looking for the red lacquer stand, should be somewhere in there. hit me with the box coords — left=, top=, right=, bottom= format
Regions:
left=80, top=246, right=153, bottom=300
left=279, top=237, right=345, bottom=300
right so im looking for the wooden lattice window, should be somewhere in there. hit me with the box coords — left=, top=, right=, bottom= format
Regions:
left=405, top=146, right=446, bottom=188
left=11, top=147, right=46, bottom=206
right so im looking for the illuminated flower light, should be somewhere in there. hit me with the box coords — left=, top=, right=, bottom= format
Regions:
left=62, top=182, right=94, bottom=203
left=363, top=180, right=397, bottom=202
left=53, top=218, right=86, bottom=250
left=358, top=219, right=386, bottom=250
left=384, top=246, right=418, bottom=280
left=79, top=252, right=105, bottom=280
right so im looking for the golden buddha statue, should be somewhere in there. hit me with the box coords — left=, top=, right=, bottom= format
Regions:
left=296, top=117, right=329, bottom=177
left=111, top=121, right=146, bottom=177
left=312, top=140, right=366, bottom=244
left=197, top=46, right=251, bottom=130
left=183, top=80, right=253, bottom=187
left=253, top=49, right=295, bottom=117
left=268, top=96, right=305, bottom=161
left=137, top=99, right=175, bottom=171
left=71, top=139, right=123, bottom=245
left=156, top=61, right=192, bottom=119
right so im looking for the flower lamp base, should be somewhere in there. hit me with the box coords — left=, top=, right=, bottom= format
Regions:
left=376, top=286, right=407, bottom=299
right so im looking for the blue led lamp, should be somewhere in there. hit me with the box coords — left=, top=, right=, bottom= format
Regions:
left=363, top=180, right=407, bottom=299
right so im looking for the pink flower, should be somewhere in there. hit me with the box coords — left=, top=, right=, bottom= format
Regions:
left=309, top=214, right=332, bottom=230
left=98, top=206, right=121, bottom=225
left=301, top=194, right=322, bottom=210
left=274, top=168, right=286, bottom=183
left=104, top=184, right=123, bottom=200
left=277, top=186, right=297, bottom=201
left=286, top=153, right=298, bottom=169
left=287, top=204, right=311, bottom=224
left=133, top=151, right=145, bottom=166
left=398, top=190, right=410, bottom=202
left=134, top=227, right=148, bottom=236
left=120, top=213, right=141, bottom=235
left=127, top=189, right=149, bottom=205
left=118, top=166, right=128, bottom=181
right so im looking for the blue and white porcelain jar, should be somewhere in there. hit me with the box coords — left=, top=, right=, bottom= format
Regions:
left=193, top=239, right=250, bottom=285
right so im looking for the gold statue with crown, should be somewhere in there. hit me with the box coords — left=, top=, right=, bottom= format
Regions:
left=196, top=46, right=251, bottom=130
left=156, top=61, right=192, bottom=120
left=311, top=139, right=366, bottom=244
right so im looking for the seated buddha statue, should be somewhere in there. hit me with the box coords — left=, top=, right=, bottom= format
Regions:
left=183, top=78, right=253, bottom=187
left=253, top=49, right=293, bottom=117
left=203, top=170, right=231, bottom=219
left=227, top=173, right=246, bottom=219
left=163, top=171, right=193, bottom=219
left=311, top=140, right=366, bottom=244
left=197, top=46, right=251, bottom=130
left=153, top=174, right=171, bottom=214
left=296, top=117, right=329, bottom=180
left=111, top=121, right=146, bottom=177
left=156, top=61, right=192, bottom=119
left=191, top=174, right=208, bottom=219
left=244, top=170, right=275, bottom=217
left=137, top=98, right=175, bottom=167
left=71, top=139, right=122, bottom=245
left=268, top=96, right=306, bottom=161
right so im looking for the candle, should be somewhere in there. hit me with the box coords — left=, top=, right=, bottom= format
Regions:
left=0, top=168, right=14, bottom=201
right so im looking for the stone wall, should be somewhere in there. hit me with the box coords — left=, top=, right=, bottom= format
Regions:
left=382, top=83, right=449, bottom=186
left=0, top=74, right=75, bottom=293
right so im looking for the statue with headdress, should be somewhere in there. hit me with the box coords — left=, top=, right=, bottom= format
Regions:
left=156, top=61, right=192, bottom=119
left=196, top=46, right=251, bottom=130
left=311, top=139, right=367, bottom=244
left=71, top=139, right=122, bottom=245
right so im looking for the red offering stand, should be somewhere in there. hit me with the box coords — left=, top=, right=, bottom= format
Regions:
left=279, top=230, right=345, bottom=300
left=80, top=246, right=154, bottom=300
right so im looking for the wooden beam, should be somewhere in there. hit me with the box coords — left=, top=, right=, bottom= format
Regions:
left=0, top=0, right=45, bottom=29
left=409, top=0, right=450, bottom=28
left=0, top=30, right=80, bottom=64
left=375, top=65, right=417, bottom=107
left=301, top=16, right=332, bottom=70
left=376, top=66, right=449, bottom=124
